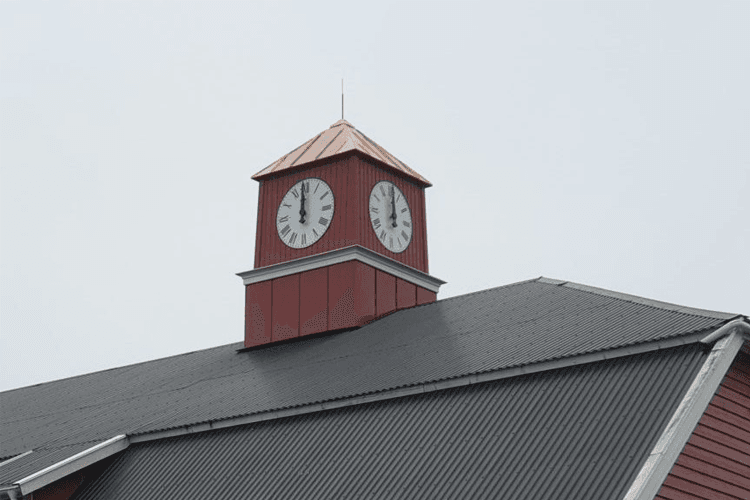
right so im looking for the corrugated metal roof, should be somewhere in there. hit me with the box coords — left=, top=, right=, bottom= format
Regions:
left=0, top=278, right=738, bottom=482
left=71, top=344, right=709, bottom=500
left=252, top=120, right=431, bottom=186
left=0, top=442, right=93, bottom=486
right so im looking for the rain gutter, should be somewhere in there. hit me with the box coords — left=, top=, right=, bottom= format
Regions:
left=624, top=321, right=750, bottom=500
left=0, top=435, right=128, bottom=499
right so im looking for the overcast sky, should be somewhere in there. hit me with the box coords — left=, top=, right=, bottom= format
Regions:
left=1, top=1, right=748, bottom=392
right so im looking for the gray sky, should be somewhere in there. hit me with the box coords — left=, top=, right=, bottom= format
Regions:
left=1, top=1, right=748, bottom=392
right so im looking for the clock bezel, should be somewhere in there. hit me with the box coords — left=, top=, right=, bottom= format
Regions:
left=368, top=180, right=413, bottom=254
left=276, top=177, right=335, bottom=249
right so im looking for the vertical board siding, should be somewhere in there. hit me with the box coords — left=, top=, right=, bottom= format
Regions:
left=417, top=287, right=437, bottom=305
left=245, top=264, right=432, bottom=348
left=254, top=154, right=428, bottom=272
left=656, top=350, right=750, bottom=500
left=271, top=274, right=299, bottom=341
left=353, top=262, right=376, bottom=323
left=376, top=271, right=396, bottom=316
left=396, top=279, right=417, bottom=309
left=245, top=281, right=272, bottom=346
left=300, top=267, right=329, bottom=336
left=328, top=261, right=357, bottom=330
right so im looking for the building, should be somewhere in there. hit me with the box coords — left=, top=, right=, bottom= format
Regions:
left=1, top=120, right=749, bottom=500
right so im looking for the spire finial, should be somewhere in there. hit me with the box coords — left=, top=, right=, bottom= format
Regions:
left=341, top=78, right=344, bottom=120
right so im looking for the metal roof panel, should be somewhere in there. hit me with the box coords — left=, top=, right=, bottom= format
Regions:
left=72, top=344, right=709, bottom=500
left=252, top=120, right=431, bottom=186
left=0, top=278, right=739, bottom=467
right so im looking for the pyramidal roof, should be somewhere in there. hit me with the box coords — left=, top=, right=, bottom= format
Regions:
left=253, top=119, right=431, bottom=186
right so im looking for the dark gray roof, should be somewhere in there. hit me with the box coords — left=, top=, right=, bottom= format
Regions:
left=71, top=344, right=709, bottom=500
left=0, top=277, right=739, bottom=485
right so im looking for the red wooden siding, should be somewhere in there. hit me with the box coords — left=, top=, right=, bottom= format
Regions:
left=300, top=267, right=328, bottom=336
left=376, top=270, right=396, bottom=317
left=244, top=264, right=437, bottom=348
left=245, top=280, right=272, bottom=345
left=272, top=274, right=299, bottom=341
left=656, top=350, right=750, bottom=500
left=396, top=279, right=417, bottom=309
left=253, top=153, right=429, bottom=273
left=23, top=470, right=86, bottom=500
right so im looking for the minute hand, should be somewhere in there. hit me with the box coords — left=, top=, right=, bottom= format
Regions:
left=390, top=188, right=398, bottom=227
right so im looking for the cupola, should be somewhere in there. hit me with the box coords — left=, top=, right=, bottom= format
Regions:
left=238, top=119, right=444, bottom=348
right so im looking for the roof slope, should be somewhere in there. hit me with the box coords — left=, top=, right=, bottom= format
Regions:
left=0, top=278, right=739, bottom=482
left=252, top=119, right=431, bottom=186
left=72, top=344, right=709, bottom=500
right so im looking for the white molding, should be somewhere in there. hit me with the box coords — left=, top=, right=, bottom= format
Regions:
left=623, top=330, right=746, bottom=500
left=15, top=435, right=129, bottom=496
left=130, top=332, right=708, bottom=444
left=700, top=318, right=750, bottom=344
left=0, top=451, right=33, bottom=469
left=237, top=245, right=445, bottom=293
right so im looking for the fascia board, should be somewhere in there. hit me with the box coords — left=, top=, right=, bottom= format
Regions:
left=15, top=435, right=128, bottom=496
left=623, top=330, right=747, bottom=500
left=237, top=245, right=446, bottom=293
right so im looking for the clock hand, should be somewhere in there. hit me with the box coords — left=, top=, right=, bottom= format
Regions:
left=390, top=186, right=398, bottom=228
left=299, top=182, right=307, bottom=224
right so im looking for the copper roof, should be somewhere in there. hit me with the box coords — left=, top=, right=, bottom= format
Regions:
left=252, top=120, right=431, bottom=186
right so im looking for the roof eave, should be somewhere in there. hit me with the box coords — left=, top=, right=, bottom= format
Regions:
left=252, top=149, right=432, bottom=188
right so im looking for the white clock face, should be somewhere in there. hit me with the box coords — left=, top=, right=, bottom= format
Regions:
left=276, top=178, right=334, bottom=249
left=369, top=181, right=412, bottom=253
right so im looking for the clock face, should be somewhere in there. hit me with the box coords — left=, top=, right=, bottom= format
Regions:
left=276, top=178, right=334, bottom=249
left=369, top=181, right=412, bottom=253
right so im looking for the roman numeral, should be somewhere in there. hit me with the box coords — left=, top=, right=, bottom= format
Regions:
left=401, top=230, right=408, bottom=241
left=320, top=191, right=329, bottom=200
left=278, top=215, right=289, bottom=223
left=322, top=204, right=332, bottom=211
left=370, top=206, right=379, bottom=213
left=373, top=218, right=381, bottom=229
left=289, top=232, right=297, bottom=245
left=380, top=185, right=387, bottom=197
left=389, top=236, right=393, bottom=248
left=403, top=221, right=411, bottom=228
left=312, top=228, right=319, bottom=237
left=292, top=188, right=299, bottom=199
left=401, top=207, right=408, bottom=213
left=379, top=230, right=386, bottom=241
left=280, top=225, right=291, bottom=236
left=373, top=194, right=380, bottom=202
left=301, top=234, right=307, bottom=246
left=282, top=203, right=292, bottom=208
left=397, top=237, right=402, bottom=247
left=314, top=182, right=320, bottom=194
left=319, top=217, right=329, bottom=226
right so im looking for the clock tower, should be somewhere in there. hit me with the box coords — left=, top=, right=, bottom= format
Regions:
left=238, top=119, right=445, bottom=348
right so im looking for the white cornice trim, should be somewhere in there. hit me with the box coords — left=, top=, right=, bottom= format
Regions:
left=129, top=331, right=710, bottom=444
left=700, top=318, right=750, bottom=344
left=12, top=435, right=128, bottom=496
left=623, top=329, right=748, bottom=500
left=0, top=451, right=33, bottom=469
left=237, top=245, right=445, bottom=293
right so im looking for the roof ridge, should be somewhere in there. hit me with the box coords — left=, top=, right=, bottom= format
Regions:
left=424, top=276, right=543, bottom=305
left=537, top=277, right=737, bottom=321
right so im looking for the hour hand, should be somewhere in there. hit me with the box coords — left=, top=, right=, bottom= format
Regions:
left=299, top=183, right=307, bottom=224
